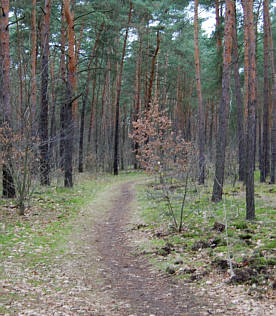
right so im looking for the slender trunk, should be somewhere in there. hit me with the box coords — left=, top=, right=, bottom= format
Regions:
left=31, top=0, right=37, bottom=125
left=0, top=0, right=15, bottom=197
left=209, top=100, right=214, bottom=158
left=87, top=74, right=97, bottom=148
left=78, top=96, right=85, bottom=172
left=261, top=0, right=270, bottom=182
left=64, top=0, right=76, bottom=187
left=161, top=51, right=169, bottom=110
left=134, top=27, right=143, bottom=169
left=113, top=2, right=133, bottom=175
left=79, top=24, right=103, bottom=170
left=194, top=0, right=205, bottom=184
left=39, top=0, right=51, bottom=186
left=232, top=5, right=245, bottom=182
left=49, top=53, right=57, bottom=168
left=271, top=74, right=276, bottom=184
left=134, top=26, right=143, bottom=166
left=147, top=31, right=160, bottom=109
left=269, top=7, right=276, bottom=183
left=242, top=0, right=256, bottom=220
left=59, top=4, right=66, bottom=169
left=212, top=0, right=234, bottom=202
left=15, top=9, right=23, bottom=127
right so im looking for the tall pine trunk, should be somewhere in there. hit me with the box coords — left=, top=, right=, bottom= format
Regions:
left=194, top=0, right=205, bottom=184
left=1, top=0, right=15, bottom=198
left=64, top=0, right=76, bottom=187
left=212, top=0, right=234, bottom=202
left=271, top=74, right=276, bottom=184
left=113, top=2, right=133, bottom=175
left=39, top=0, right=51, bottom=186
left=260, top=0, right=270, bottom=182
left=242, top=0, right=256, bottom=220
left=232, top=5, right=245, bottom=182
left=30, top=0, right=37, bottom=126
left=79, top=24, right=103, bottom=172
left=269, top=8, right=276, bottom=183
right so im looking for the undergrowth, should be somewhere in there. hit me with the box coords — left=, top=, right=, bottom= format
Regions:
left=134, top=177, right=276, bottom=297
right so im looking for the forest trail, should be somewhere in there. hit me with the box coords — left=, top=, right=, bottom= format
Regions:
left=1, top=178, right=274, bottom=315
left=95, top=181, right=211, bottom=316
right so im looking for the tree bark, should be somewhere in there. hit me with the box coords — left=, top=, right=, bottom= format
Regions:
left=194, top=0, right=205, bottom=184
left=134, top=25, right=143, bottom=169
left=39, top=0, right=51, bottom=186
left=260, top=0, right=270, bottom=182
left=30, top=0, right=37, bottom=126
left=59, top=3, right=66, bottom=170
left=79, top=24, right=103, bottom=171
left=212, top=0, right=234, bottom=202
left=49, top=53, right=57, bottom=168
left=269, top=7, right=276, bottom=183
left=271, top=73, right=276, bottom=184
left=113, top=2, right=133, bottom=175
left=0, top=0, right=16, bottom=197
left=242, top=0, right=256, bottom=220
left=147, top=31, right=160, bottom=109
left=232, top=4, right=245, bottom=182
left=63, top=0, right=76, bottom=187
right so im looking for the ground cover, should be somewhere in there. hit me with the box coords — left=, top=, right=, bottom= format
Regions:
left=130, top=178, right=276, bottom=315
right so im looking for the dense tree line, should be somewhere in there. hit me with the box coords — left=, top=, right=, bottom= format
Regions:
left=0, top=0, right=275, bottom=217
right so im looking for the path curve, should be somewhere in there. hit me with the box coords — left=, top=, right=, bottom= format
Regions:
left=96, top=181, right=209, bottom=316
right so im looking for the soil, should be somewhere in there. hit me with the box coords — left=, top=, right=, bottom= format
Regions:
left=96, top=182, right=214, bottom=316
left=1, top=179, right=274, bottom=315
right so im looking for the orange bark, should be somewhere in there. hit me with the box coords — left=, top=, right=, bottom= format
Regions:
left=64, top=0, right=77, bottom=118
left=31, top=0, right=37, bottom=122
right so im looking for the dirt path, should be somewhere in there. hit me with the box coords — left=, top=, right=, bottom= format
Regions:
left=96, top=181, right=210, bottom=316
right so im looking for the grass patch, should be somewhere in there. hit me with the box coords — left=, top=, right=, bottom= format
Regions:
left=134, top=175, right=276, bottom=291
left=0, top=170, right=145, bottom=273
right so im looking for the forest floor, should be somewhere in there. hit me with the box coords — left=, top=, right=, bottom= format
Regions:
left=0, top=173, right=275, bottom=315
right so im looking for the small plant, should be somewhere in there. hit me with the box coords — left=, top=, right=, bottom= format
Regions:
left=0, top=121, right=40, bottom=215
left=130, top=101, right=198, bottom=231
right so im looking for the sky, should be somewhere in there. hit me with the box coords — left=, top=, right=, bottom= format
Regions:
left=200, top=1, right=276, bottom=37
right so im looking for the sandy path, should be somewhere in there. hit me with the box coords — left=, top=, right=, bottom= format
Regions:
left=96, top=181, right=210, bottom=316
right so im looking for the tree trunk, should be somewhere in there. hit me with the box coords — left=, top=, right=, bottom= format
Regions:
left=64, top=0, right=76, bottom=187
left=232, top=4, right=245, bottom=182
left=87, top=74, right=97, bottom=149
left=39, top=0, right=51, bottom=186
left=269, top=7, right=276, bottom=183
left=64, top=85, right=73, bottom=187
left=194, top=0, right=205, bottom=184
left=49, top=53, right=57, bottom=168
left=242, top=0, right=256, bottom=220
left=15, top=9, right=23, bottom=128
left=59, top=3, right=66, bottom=169
left=271, top=74, right=276, bottom=184
left=79, top=24, right=103, bottom=171
left=30, top=0, right=37, bottom=126
left=134, top=25, right=143, bottom=169
left=260, top=0, right=270, bottom=182
left=113, top=2, right=133, bottom=175
left=78, top=96, right=85, bottom=173
left=147, top=31, right=160, bottom=109
left=0, top=0, right=16, bottom=197
left=212, top=0, right=234, bottom=202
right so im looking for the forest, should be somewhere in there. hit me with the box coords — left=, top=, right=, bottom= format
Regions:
left=0, top=0, right=275, bottom=315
